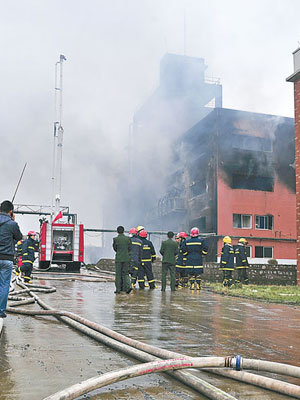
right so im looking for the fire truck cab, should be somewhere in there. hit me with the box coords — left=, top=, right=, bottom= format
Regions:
left=39, top=214, right=84, bottom=271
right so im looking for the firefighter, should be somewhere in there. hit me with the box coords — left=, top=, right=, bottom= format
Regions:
left=136, top=225, right=148, bottom=286
left=175, top=232, right=188, bottom=288
left=16, top=231, right=38, bottom=283
left=159, top=231, right=178, bottom=291
left=138, top=229, right=156, bottom=289
left=112, top=226, right=132, bottom=294
left=219, top=236, right=235, bottom=287
left=182, top=227, right=208, bottom=290
left=235, top=238, right=249, bottom=285
left=129, top=227, right=143, bottom=289
left=16, top=239, right=23, bottom=269
left=136, top=225, right=145, bottom=234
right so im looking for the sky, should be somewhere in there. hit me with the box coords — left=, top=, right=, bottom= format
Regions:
left=0, top=0, right=299, bottom=251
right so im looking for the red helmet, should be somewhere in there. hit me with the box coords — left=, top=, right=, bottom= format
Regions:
left=129, top=227, right=137, bottom=235
left=139, top=229, right=147, bottom=238
left=179, top=231, right=187, bottom=239
left=190, top=227, right=199, bottom=237
left=27, top=230, right=36, bottom=236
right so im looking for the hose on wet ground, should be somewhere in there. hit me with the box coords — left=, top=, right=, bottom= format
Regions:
left=7, top=276, right=300, bottom=400
left=43, top=357, right=235, bottom=400
left=7, top=278, right=238, bottom=400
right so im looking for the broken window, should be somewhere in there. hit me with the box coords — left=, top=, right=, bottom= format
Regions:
left=232, top=134, right=272, bottom=152
left=231, top=174, right=274, bottom=191
left=190, top=179, right=206, bottom=197
left=233, top=214, right=252, bottom=229
left=254, top=246, right=273, bottom=258
left=255, top=215, right=273, bottom=230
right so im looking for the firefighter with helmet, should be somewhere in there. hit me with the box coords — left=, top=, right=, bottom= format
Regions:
left=235, top=238, right=249, bottom=285
left=182, top=227, right=208, bottom=290
left=138, top=229, right=156, bottom=289
left=128, top=227, right=143, bottom=289
left=16, top=231, right=38, bottom=283
left=175, top=231, right=188, bottom=288
left=16, top=239, right=23, bottom=269
left=219, top=236, right=235, bottom=287
left=136, top=225, right=145, bottom=234
left=136, top=225, right=149, bottom=287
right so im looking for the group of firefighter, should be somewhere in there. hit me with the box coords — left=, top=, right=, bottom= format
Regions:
left=113, top=225, right=249, bottom=293
left=14, top=231, right=39, bottom=283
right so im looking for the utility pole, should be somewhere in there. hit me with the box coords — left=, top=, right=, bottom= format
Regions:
left=52, top=54, right=67, bottom=218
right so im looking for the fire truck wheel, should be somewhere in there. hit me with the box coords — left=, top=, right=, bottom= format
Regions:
left=39, top=261, right=50, bottom=270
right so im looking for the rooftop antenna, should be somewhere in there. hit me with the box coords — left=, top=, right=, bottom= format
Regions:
left=52, top=54, right=67, bottom=219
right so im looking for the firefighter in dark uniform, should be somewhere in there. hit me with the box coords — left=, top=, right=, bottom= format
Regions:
left=235, top=238, right=249, bottom=285
left=138, top=229, right=156, bottom=289
left=128, top=227, right=143, bottom=289
left=16, top=231, right=38, bottom=283
left=182, top=227, right=208, bottom=290
left=112, top=226, right=132, bottom=294
left=159, top=231, right=178, bottom=291
left=175, top=231, right=188, bottom=288
left=219, top=236, right=235, bottom=287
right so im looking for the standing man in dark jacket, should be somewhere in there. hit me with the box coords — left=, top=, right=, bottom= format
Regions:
left=128, top=227, right=143, bottom=289
left=112, top=226, right=132, bottom=294
left=0, top=200, right=23, bottom=318
left=16, top=230, right=38, bottom=283
left=219, top=236, right=235, bottom=287
left=235, top=238, right=249, bottom=285
left=160, top=231, right=178, bottom=291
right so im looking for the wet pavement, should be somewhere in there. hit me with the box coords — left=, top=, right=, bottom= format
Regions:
left=0, top=276, right=300, bottom=399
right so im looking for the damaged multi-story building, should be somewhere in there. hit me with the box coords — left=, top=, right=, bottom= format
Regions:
left=132, top=53, right=296, bottom=264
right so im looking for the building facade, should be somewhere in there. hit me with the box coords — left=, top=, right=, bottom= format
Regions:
left=287, top=46, right=300, bottom=284
left=153, top=108, right=296, bottom=264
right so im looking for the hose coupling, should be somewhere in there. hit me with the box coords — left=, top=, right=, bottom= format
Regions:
left=224, top=356, right=233, bottom=367
left=231, top=355, right=243, bottom=371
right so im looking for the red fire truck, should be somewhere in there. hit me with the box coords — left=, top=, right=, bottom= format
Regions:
left=39, top=214, right=84, bottom=271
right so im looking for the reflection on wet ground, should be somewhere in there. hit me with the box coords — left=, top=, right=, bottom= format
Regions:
left=0, top=279, right=299, bottom=399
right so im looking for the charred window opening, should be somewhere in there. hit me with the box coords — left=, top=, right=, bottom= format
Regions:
left=255, top=215, right=273, bottom=230
left=232, top=134, right=272, bottom=152
left=190, top=216, right=206, bottom=231
left=232, top=174, right=274, bottom=191
left=190, top=179, right=206, bottom=197
left=255, top=246, right=273, bottom=258
left=233, top=214, right=252, bottom=229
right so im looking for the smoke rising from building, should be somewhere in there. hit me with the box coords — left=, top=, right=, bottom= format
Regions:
left=0, top=0, right=299, bottom=261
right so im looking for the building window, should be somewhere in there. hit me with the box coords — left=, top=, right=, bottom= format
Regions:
left=255, top=215, right=273, bottom=230
left=190, top=217, right=206, bottom=232
left=232, top=134, right=273, bottom=152
left=232, top=174, right=274, bottom=192
left=233, top=214, right=252, bottom=229
left=254, top=246, right=273, bottom=258
left=190, top=179, right=206, bottom=197
left=245, top=246, right=251, bottom=258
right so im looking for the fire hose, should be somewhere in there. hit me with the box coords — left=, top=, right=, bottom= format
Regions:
left=6, top=276, right=300, bottom=400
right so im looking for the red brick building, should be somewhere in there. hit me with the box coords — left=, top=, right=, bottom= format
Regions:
left=287, top=46, right=300, bottom=284
left=151, top=108, right=296, bottom=265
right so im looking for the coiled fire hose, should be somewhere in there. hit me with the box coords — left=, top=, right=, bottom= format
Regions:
left=7, top=277, right=300, bottom=400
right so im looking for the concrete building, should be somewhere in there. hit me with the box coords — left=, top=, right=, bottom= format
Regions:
left=152, top=108, right=296, bottom=264
left=130, top=53, right=296, bottom=266
left=287, top=46, right=300, bottom=284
